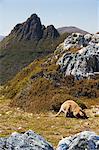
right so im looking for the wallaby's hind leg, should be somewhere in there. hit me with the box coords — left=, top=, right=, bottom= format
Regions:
left=64, top=105, right=70, bottom=117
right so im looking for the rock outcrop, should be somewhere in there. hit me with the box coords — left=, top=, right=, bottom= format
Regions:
left=0, top=130, right=54, bottom=150
left=43, top=25, right=59, bottom=39
left=10, top=14, right=59, bottom=41
left=57, top=131, right=99, bottom=150
left=0, top=14, right=60, bottom=85
left=56, top=33, right=99, bottom=79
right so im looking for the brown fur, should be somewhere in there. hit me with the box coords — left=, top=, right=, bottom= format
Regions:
left=55, top=100, right=88, bottom=119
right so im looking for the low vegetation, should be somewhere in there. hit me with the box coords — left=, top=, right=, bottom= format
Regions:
left=0, top=32, right=69, bottom=85
left=1, top=51, right=99, bottom=113
left=0, top=96, right=99, bottom=148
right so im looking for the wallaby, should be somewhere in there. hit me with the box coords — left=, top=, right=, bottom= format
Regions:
left=55, top=100, right=88, bottom=119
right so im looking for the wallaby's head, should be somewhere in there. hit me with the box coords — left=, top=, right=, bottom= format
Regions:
left=79, top=110, right=88, bottom=119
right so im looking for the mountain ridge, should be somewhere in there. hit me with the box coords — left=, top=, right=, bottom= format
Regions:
left=0, top=14, right=68, bottom=85
left=9, top=14, right=59, bottom=42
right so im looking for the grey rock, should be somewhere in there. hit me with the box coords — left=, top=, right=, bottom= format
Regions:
left=11, top=14, right=59, bottom=41
left=43, top=25, right=60, bottom=39
left=13, top=14, right=43, bottom=41
left=56, top=33, right=99, bottom=79
left=63, top=33, right=99, bottom=51
left=57, top=131, right=99, bottom=150
left=0, top=130, right=54, bottom=150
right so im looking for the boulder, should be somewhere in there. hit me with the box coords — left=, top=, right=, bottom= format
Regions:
left=63, top=33, right=99, bottom=51
left=57, top=131, right=99, bottom=150
left=0, top=130, right=54, bottom=150
left=56, top=33, right=99, bottom=79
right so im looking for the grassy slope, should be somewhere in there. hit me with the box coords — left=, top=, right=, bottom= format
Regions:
left=1, top=50, right=99, bottom=113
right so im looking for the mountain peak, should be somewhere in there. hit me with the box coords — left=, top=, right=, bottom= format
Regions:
left=27, top=13, right=41, bottom=24
left=43, top=25, right=60, bottom=39
left=30, top=13, right=38, bottom=18
left=9, top=14, right=59, bottom=41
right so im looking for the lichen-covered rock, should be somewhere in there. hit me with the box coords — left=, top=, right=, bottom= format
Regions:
left=57, top=131, right=99, bottom=150
left=0, top=130, right=54, bottom=150
left=56, top=33, right=99, bottom=79
left=63, top=33, right=99, bottom=51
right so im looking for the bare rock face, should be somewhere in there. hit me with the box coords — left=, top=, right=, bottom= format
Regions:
left=0, top=14, right=60, bottom=85
left=0, top=130, right=54, bottom=150
left=11, top=14, right=43, bottom=41
left=57, top=131, right=99, bottom=150
left=56, top=33, right=99, bottom=79
left=10, top=14, right=59, bottom=41
left=43, top=25, right=60, bottom=39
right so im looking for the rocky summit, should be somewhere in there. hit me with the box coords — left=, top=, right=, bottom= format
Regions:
left=57, top=131, right=99, bottom=150
left=0, top=14, right=61, bottom=85
left=9, top=14, right=59, bottom=42
left=0, top=130, right=54, bottom=150
left=56, top=33, right=99, bottom=79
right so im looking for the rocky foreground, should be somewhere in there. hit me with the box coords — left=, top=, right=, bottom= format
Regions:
left=0, top=130, right=53, bottom=150
left=0, top=130, right=99, bottom=150
left=57, top=131, right=99, bottom=150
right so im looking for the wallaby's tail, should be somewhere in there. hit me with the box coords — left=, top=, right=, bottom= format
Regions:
left=54, top=109, right=62, bottom=117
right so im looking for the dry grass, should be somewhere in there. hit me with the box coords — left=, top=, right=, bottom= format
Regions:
left=0, top=96, right=99, bottom=148
left=1, top=52, right=99, bottom=114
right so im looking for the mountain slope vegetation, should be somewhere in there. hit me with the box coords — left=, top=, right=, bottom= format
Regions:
left=2, top=39, right=99, bottom=113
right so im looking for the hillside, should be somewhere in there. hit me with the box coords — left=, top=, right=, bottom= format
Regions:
left=0, top=14, right=70, bottom=85
left=57, top=26, right=88, bottom=35
left=1, top=33, right=99, bottom=113
left=0, top=32, right=99, bottom=147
